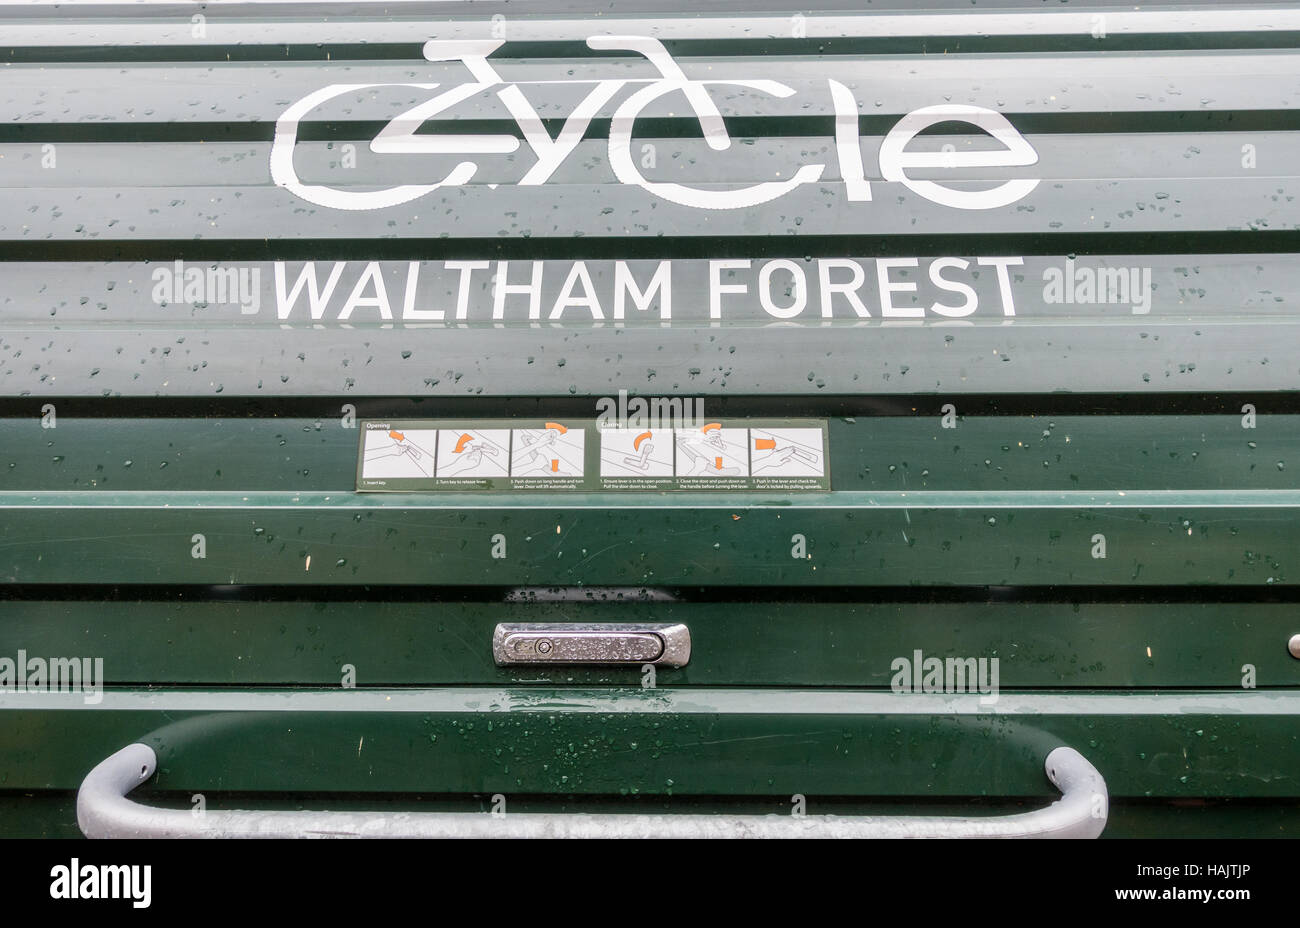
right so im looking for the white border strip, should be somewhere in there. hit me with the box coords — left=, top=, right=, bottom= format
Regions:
left=2, top=10, right=1300, bottom=46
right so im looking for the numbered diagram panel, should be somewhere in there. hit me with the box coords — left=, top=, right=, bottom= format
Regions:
left=599, top=428, right=674, bottom=477
left=749, top=427, right=825, bottom=478
left=361, top=428, right=437, bottom=480
left=675, top=426, right=750, bottom=478
left=436, top=429, right=509, bottom=479
left=510, top=425, right=585, bottom=479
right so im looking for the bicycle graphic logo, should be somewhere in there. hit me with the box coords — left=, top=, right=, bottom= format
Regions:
left=272, top=36, right=1039, bottom=213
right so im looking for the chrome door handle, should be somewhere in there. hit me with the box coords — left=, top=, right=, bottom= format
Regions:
left=492, top=623, right=691, bottom=667
left=77, top=743, right=1107, bottom=838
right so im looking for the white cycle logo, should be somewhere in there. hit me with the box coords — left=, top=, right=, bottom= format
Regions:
left=271, top=35, right=1038, bottom=213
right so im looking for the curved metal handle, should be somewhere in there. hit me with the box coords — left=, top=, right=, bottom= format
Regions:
left=78, top=743, right=1107, bottom=838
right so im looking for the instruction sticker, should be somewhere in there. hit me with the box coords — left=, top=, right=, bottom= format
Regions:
left=356, top=418, right=829, bottom=492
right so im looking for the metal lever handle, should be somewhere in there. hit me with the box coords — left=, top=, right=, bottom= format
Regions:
left=78, top=743, right=1107, bottom=838
left=492, top=623, right=691, bottom=667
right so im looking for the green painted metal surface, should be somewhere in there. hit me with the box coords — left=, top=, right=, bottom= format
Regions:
left=1, top=1, right=1298, bottom=837
left=2, top=414, right=1296, bottom=492
left=5, top=599, right=1299, bottom=688
left=3, top=689, right=1299, bottom=799
left=1, top=492, right=1296, bottom=586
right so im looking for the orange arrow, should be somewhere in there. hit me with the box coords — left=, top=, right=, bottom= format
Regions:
left=551, top=459, right=559, bottom=472
left=452, top=433, right=475, bottom=453
left=715, top=456, right=724, bottom=470
left=388, top=430, right=405, bottom=442
left=754, top=437, right=776, bottom=450
left=701, top=423, right=722, bottom=433
left=544, top=422, right=568, bottom=434
left=633, top=430, right=652, bottom=451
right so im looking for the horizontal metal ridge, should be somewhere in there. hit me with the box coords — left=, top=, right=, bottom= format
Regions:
left=7, top=686, right=1300, bottom=715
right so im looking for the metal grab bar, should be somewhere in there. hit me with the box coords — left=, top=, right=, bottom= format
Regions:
left=78, top=742, right=1107, bottom=838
